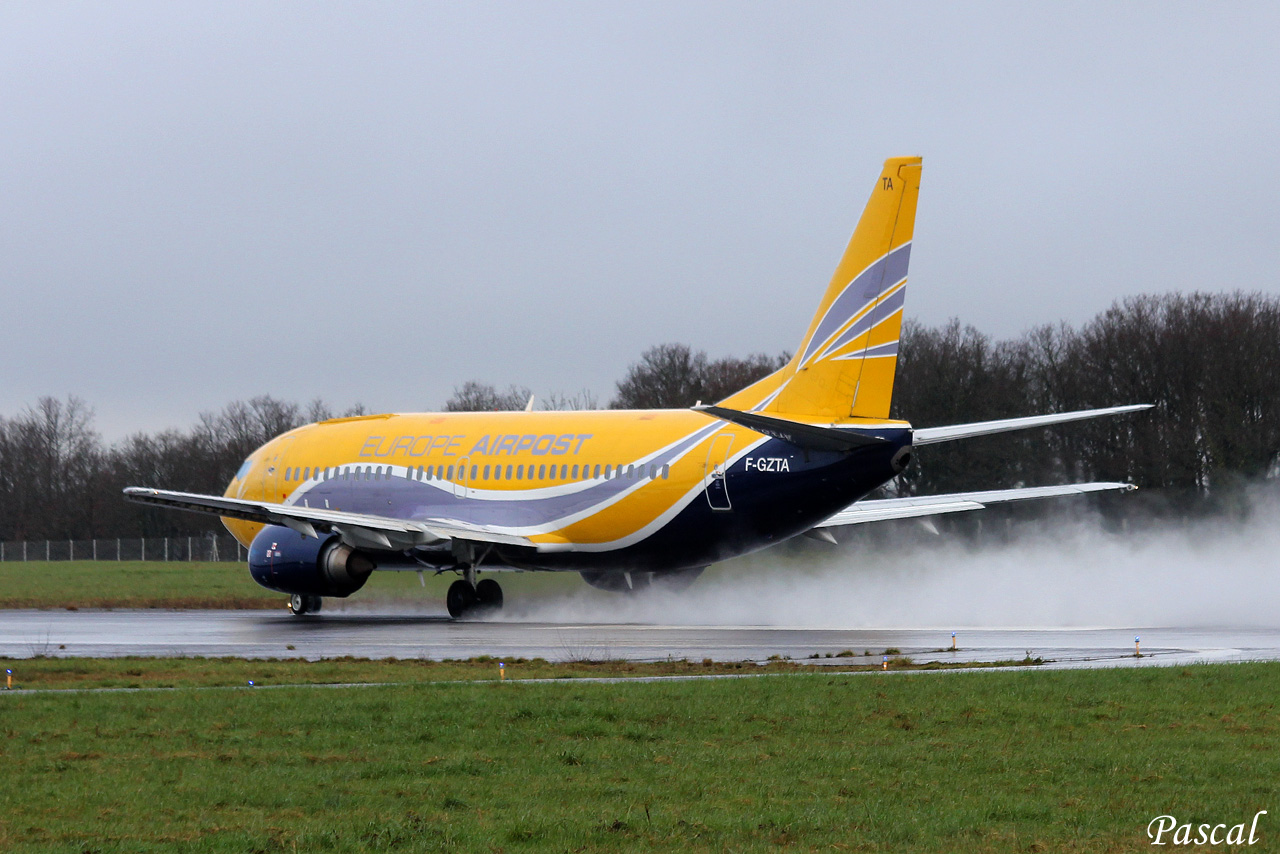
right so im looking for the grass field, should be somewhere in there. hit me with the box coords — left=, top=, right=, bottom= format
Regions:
left=0, top=561, right=588, bottom=610
left=2, top=661, right=1277, bottom=852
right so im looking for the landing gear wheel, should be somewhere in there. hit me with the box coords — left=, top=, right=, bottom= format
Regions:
left=289, top=594, right=324, bottom=616
left=475, top=578, right=504, bottom=614
left=446, top=580, right=477, bottom=619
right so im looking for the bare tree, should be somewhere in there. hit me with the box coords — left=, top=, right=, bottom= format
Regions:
left=701, top=352, right=790, bottom=403
left=610, top=344, right=787, bottom=409
left=541, top=389, right=601, bottom=411
left=444, top=381, right=533, bottom=412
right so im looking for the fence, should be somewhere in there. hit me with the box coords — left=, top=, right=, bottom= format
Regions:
left=0, top=535, right=245, bottom=562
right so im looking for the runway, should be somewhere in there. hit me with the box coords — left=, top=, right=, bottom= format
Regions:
left=3, top=609, right=1280, bottom=669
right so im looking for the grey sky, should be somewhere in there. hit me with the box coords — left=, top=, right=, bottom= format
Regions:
left=3, top=3, right=1277, bottom=439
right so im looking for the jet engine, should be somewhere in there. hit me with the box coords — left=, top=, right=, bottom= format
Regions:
left=248, top=525, right=375, bottom=597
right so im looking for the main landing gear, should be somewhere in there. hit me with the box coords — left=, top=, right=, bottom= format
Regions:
left=446, top=575, right=504, bottom=619
left=289, top=594, right=323, bottom=616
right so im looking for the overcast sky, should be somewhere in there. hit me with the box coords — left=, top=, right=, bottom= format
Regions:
left=3, top=2, right=1277, bottom=439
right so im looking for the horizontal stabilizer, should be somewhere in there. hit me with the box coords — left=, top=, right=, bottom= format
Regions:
left=912, top=404, right=1152, bottom=446
left=816, top=481, right=1135, bottom=528
left=693, top=405, right=890, bottom=451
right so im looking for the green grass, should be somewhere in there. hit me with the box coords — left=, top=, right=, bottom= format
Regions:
left=0, top=561, right=586, bottom=610
left=2, top=662, right=1278, bottom=852
left=0, top=561, right=279, bottom=609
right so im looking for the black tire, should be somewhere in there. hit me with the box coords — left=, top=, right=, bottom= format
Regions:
left=446, top=579, right=477, bottom=619
left=475, top=578, right=504, bottom=612
left=289, top=593, right=309, bottom=616
left=305, top=595, right=323, bottom=614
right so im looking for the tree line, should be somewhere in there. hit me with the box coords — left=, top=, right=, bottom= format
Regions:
left=1, top=291, right=1276, bottom=541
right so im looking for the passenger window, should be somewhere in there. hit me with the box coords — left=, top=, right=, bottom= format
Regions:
left=506, top=464, right=513, bottom=480
left=558, top=464, right=566, bottom=479
left=483, top=464, right=491, bottom=480
left=548, top=465, right=556, bottom=481
left=494, top=465, right=502, bottom=481
left=471, top=465, right=478, bottom=480
left=423, top=466, right=431, bottom=481
left=538, top=464, right=546, bottom=479
left=571, top=464, right=579, bottom=479
left=594, top=464, right=601, bottom=479
left=515, top=464, right=523, bottom=480
left=604, top=464, right=612, bottom=479
left=284, top=468, right=291, bottom=482
left=648, top=465, right=656, bottom=479
left=662, top=464, right=670, bottom=479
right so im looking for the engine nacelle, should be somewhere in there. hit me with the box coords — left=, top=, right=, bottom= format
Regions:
left=248, top=525, right=375, bottom=597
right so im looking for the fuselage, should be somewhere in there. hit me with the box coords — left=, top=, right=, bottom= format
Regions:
left=223, top=408, right=914, bottom=573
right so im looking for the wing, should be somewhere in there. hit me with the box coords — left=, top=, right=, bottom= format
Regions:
left=122, top=487, right=534, bottom=551
left=815, top=481, right=1135, bottom=528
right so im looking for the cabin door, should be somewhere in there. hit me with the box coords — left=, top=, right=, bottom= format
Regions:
left=260, top=437, right=295, bottom=503
left=703, top=433, right=734, bottom=511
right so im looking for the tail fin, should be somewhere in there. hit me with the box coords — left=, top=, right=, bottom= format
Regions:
left=718, top=157, right=921, bottom=420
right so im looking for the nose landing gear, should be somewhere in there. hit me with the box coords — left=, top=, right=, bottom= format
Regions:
left=288, top=594, right=323, bottom=616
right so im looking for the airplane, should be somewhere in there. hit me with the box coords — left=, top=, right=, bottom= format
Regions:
left=125, top=156, right=1150, bottom=618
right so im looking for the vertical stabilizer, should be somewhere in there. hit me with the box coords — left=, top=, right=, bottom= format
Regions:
left=718, top=157, right=921, bottom=420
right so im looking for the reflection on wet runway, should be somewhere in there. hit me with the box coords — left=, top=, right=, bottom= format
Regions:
left=3, top=609, right=1280, bottom=670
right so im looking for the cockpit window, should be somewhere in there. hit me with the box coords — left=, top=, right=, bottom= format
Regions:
left=234, top=459, right=253, bottom=482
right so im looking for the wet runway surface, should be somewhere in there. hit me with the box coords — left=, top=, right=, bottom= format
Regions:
left=3, top=609, right=1280, bottom=669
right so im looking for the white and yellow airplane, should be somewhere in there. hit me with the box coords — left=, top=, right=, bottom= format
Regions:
left=126, top=157, right=1149, bottom=617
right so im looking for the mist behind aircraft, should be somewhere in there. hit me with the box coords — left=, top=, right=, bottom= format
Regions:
left=478, top=483, right=1280, bottom=630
